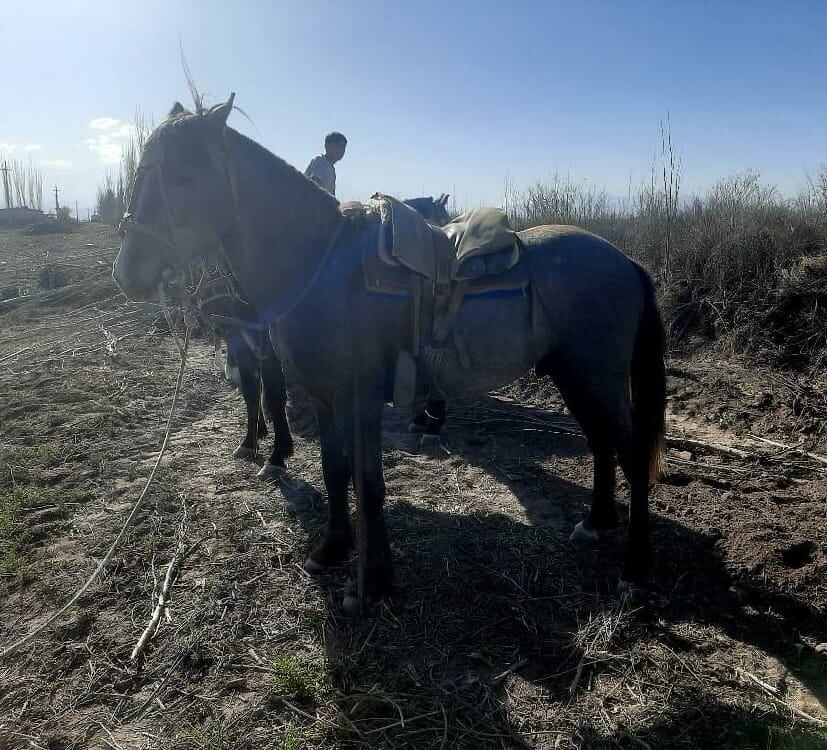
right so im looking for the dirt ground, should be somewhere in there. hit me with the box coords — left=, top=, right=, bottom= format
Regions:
left=0, top=223, right=825, bottom=749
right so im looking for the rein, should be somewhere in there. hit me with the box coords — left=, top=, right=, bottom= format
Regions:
left=271, top=218, right=346, bottom=324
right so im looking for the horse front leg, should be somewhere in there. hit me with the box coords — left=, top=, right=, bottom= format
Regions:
left=303, top=398, right=353, bottom=572
left=342, top=383, right=393, bottom=616
left=229, top=334, right=264, bottom=460
left=257, top=348, right=294, bottom=481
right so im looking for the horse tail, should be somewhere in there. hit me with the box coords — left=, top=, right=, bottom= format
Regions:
left=630, top=263, right=667, bottom=482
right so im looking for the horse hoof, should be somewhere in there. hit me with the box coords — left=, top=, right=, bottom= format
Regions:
left=341, top=593, right=363, bottom=617
left=569, top=520, right=601, bottom=544
left=233, top=445, right=257, bottom=460
left=257, top=462, right=286, bottom=481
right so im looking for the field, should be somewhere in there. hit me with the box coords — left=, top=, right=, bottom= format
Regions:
left=0, top=222, right=825, bottom=749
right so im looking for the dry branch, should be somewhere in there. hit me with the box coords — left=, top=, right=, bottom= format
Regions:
left=131, top=539, right=186, bottom=662
left=736, top=669, right=827, bottom=727
left=667, top=436, right=752, bottom=460
left=747, top=434, right=827, bottom=467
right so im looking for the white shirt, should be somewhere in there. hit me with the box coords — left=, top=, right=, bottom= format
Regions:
left=304, top=155, right=336, bottom=196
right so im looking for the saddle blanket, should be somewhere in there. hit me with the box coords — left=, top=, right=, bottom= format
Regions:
left=368, top=193, right=523, bottom=283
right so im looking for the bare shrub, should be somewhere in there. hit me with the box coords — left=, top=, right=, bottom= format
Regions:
left=95, top=172, right=121, bottom=225
left=504, top=172, right=631, bottom=243
left=507, top=165, right=827, bottom=367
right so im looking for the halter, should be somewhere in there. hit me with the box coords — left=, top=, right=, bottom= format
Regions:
left=118, top=156, right=178, bottom=253
left=117, top=145, right=261, bottom=350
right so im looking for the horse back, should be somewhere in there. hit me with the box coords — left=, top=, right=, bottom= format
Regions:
left=520, top=224, right=648, bottom=374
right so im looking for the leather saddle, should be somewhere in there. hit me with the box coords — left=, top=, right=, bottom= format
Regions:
left=349, top=194, right=530, bottom=407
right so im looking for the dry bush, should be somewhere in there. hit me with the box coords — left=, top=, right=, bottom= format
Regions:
left=506, top=167, right=827, bottom=369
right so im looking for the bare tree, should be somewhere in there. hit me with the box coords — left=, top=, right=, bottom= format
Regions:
left=95, top=107, right=153, bottom=223
left=4, top=158, right=44, bottom=210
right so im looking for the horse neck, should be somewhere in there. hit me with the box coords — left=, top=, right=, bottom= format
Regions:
left=221, top=128, right=342, bottom=319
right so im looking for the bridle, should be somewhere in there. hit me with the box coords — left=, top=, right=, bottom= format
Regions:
left=117, top=143, right=268, bottom=356
left=117, top=122, right=347, bottom=356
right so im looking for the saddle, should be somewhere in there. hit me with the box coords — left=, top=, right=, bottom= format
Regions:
left=354, top=194, right=529, bottom=408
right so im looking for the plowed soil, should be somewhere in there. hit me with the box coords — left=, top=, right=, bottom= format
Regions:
left=1, top=224, right=825, bottom=749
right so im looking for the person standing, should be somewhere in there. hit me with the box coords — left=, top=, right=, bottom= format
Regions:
left=304, top=132, right=347, bottom=196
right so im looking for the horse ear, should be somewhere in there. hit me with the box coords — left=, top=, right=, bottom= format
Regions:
left=206, top=92, right=235, bottom=129
left=440, top=193, right=450, bottom=206
left=168, top=101, right=186, bottom=118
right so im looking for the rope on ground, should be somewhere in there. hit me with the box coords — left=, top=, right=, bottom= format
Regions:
left=0, top=325, right=191, bottom=661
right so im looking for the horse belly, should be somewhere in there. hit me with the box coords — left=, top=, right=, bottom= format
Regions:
left=431, top=290, right=543, bottom=397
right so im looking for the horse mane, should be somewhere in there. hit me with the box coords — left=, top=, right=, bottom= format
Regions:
left=227, top=128, right=342, bottom=214
left=179, top=45, right=205, bottom=113
left=151, top=92, right=342, bottom=218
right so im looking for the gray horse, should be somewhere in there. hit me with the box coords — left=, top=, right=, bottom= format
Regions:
left=113, top=97, right=666, bottom=615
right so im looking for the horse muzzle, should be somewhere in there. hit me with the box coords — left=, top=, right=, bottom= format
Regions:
left=112, top=237, right=170, bottom=302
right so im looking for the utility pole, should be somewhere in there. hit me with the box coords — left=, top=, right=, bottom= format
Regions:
left=0, top=162, right=12, bottom=210
left=75, top=201, right=79, bottom=221
left=54, top=185, right=60, bottom=214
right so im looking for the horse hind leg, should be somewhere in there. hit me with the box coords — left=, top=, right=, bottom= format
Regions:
left=551, top=375, right=622, bottom=543
left=615, top=428, right=652, bottom=589
left=567, top=383, right=654, bottom=590
left=570, top=430, right=619, bottom=543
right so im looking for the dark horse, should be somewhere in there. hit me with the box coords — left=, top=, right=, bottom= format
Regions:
left=114, top=98, right=666, bottom=615
left=206, top=299, right=294, bottom=479
left=219, top=193, right=452, bottom=480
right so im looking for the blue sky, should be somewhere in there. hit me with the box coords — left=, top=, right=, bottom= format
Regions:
left=2, top=0, right=826, bottom=216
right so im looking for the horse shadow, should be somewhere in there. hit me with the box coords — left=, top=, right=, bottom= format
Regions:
left=445, top=397, right=827, bottom=702
left=273, top=394, right=826, bottom=746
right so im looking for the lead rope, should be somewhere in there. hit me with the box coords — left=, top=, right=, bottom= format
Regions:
left=159, top=282, right=187, bottom=357
left=0, top=322, right=191, bottom=660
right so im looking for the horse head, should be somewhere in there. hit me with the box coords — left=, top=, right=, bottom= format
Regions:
left=403, top=193, right=451, bottom=227
left=113, top=95, right=237, bottom=302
